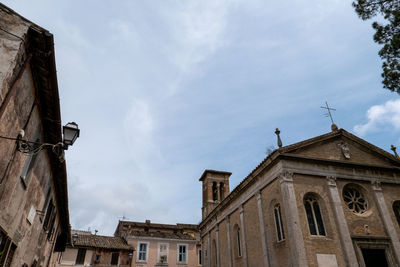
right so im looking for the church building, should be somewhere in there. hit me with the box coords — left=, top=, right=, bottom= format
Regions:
left=199, top=126, right=400, bottom=267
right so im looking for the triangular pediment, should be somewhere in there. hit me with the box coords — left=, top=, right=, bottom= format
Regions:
left=280, top=129, right=400, bottom=167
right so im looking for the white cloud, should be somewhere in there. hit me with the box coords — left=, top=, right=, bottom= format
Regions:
left=354, top=99, right=400, bottom=136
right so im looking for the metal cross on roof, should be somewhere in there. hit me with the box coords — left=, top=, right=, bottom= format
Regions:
left=321, top=101, right=336, bottom=124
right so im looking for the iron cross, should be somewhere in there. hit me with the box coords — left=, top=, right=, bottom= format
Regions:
left=321, top=102, right=336, bottom=124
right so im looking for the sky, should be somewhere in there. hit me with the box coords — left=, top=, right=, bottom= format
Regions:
left=3, top=0, right=400, bottom=235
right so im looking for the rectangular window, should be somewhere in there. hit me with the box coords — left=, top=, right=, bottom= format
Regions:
left=20, top=152, right=38, bottom=188
left=75, top=248, right=86, bottom=265
left=138, top=242, right=148, bottom=261
left=178, top=244, right=187, bottom=263
left=158, top=243, right=168, bottom=263
left=111, top=252, right=119, bottom=265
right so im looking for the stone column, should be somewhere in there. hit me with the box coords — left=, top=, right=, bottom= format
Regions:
left=239, top=205, right=248, bottom=267
left=372, top=180, right=400, bottom=264
left=217, top=183, right=221, bottom=202
left=256, top=191, right=270, bottom=267
left=279, top=171, right=308, bottom=267
left=226, top=216, right=233, bottom=267
left=216, top=224, right=220, bottom=267
left=326, top=176, right=359, bottom=267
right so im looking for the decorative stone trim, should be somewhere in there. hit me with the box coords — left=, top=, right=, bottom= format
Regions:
left=371, top=179, right=382, bottom=191
left=326, top=176, right=337, bottom=187
left=279, top=171, right=293, bottom=184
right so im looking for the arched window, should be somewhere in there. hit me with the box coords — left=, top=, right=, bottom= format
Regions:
left=233, top=224, right=242, bottom=257
left=274, top=204, right=285, bottom=241
left=212, top=182, right=217, bottom=201
left=304, top=194, right=326, bottom=236
left=393, top=201, right=400, bottom=227
left=212, top=239, right=217, bottom=266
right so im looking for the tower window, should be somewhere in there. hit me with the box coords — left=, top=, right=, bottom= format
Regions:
left=219, top=182, right=224, bottom=201
left=212, top=182, right=217, bottom=201
left=274, top=204, right=285, bottom=241
left=304, top=195, right=326, bottom=236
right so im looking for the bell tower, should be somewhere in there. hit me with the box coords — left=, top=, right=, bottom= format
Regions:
left=199, top=169, right=231, bottom=220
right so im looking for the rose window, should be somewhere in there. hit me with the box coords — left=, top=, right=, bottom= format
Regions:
left=343, top=187, right=368, bottom=214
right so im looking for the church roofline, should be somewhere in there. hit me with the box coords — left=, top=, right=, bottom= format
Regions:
left=199, top=128, right=400, bottom=228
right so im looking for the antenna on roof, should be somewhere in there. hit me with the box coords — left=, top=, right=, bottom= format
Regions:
left=321, top=101, right=338, bottom=131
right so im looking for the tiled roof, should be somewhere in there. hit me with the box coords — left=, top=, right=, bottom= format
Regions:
left=129, top=231, right=196, bottom=240
left=118, top=221, right=198, bottom=230
left=73, top=234, right=133, bottom=251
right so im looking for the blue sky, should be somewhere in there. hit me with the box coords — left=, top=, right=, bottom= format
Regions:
left=3, top=0, right=400, bottom=235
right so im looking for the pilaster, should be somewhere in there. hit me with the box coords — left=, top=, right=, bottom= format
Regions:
left=216, top=224, right=220, bottom=267
left=326, top=176, right=358, bottom=267
left=279, top=171, right=308, bottom=267
left=371, top=180, right=400, bottom=264
left=226, top=216, right=233, bottom=267
left=256, top=191, right=270, bottom=267
left=239, top=205, right=248, bottom=267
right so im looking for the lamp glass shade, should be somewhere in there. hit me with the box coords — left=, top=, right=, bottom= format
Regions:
left=63, top=122, right=80, bottom=146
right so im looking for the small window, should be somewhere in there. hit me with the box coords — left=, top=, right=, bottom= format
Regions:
left=198, top=249, right=202, bottom=265
left=0, top=230, right=11, bottom=267
left=274, top=204, right=285, bottom=241
left=158, top=243, right=168, bottom=263
left=111, top=252, right=119, bottom=265
left=20, top=148, right=39, bottom=188
left=75, top=248, right=86, bottom=265
left=393, top=201, right=400, bottom=227
left=95, top=254, right=101, bottom=263
left=304, top=195, right=326, bottom=236
left=4, top=243, right=16, bottom=267
left=212, top=182, right=217, bottom=201
left=236, top=227, right=242, bottom=257
left=178, top=244, right=187, bottom=263
left=43, top=199, right=55, bottom=231
left=138, top=242, right=148, bottom=261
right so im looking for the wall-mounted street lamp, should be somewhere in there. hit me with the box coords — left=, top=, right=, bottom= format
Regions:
left=72, top=232, right=79, bottom=246
left=0, top=122, right=80, bottom=162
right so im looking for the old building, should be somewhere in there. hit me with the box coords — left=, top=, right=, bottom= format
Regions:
left=115, top=220, right=201, bottom=267
left=56, top=230, right=134, bottom=267
left=199, top=127, right=400, bottom=267
left=0, top=3, right=73, bottom=267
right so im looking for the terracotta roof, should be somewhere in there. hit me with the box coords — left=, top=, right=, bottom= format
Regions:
left=129, top=231, right=196, bottom=240
left=118, top=220, right=198, bottom=231
left=73, top=234, right=133, bottom=251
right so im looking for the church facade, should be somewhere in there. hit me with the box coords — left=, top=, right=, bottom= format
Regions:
left=199, top=128, right=400, bottom=267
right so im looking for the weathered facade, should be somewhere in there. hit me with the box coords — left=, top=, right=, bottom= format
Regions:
left=56, top=230, right=133, bottom=267
left=0, top=3, right=70, bottom=267
left=199, top=128, right=400, bottom=267
left=115, top=220, right=201, bottom=267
